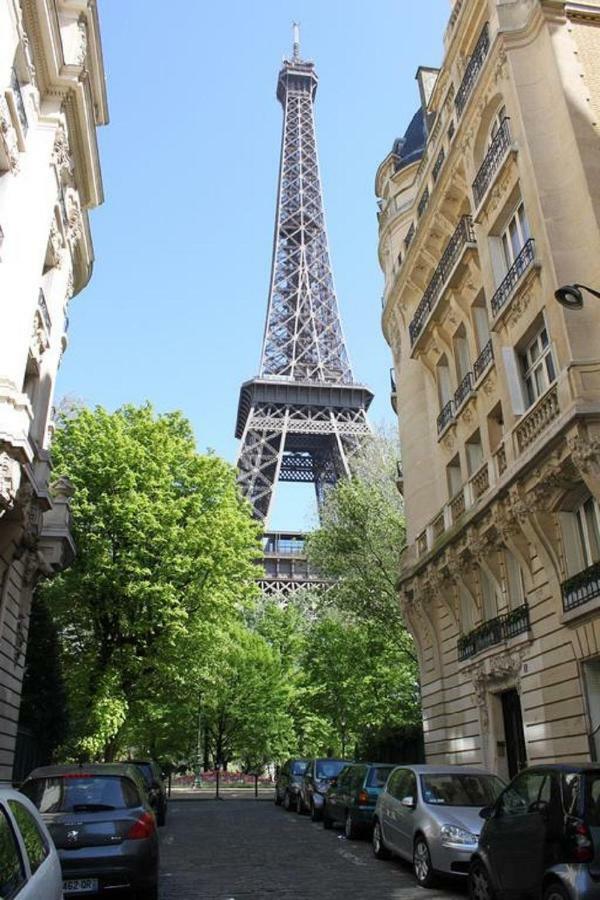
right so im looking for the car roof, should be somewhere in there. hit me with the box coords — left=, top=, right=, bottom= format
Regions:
left=522, top=763, right=600, bottom=773
left=26, top=763, right=142, bottom=780
left=314, top=758, right=352, bottom=763
left=390, top=765, right=495, bottom=775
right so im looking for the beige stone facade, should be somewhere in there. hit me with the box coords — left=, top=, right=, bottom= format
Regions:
left=0, top=0, right=107, bottom=781
left=377, top=0, right=600, bottom=779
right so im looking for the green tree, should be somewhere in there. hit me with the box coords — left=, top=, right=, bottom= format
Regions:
left=41, top=403, right=261, bottom=759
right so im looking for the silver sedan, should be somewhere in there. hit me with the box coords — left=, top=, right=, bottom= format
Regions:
left=372, top=764, right=504, bottom=887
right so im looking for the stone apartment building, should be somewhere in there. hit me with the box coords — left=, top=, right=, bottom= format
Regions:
left=0, top=0, right=107, bottom=781
left=377, top=0, right=600, bottom=780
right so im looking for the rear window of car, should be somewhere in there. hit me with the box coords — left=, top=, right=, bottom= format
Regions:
left=316, top=760, right=348, bottom=779
left=21, top=775, right=141, bottom=813
left=367, top=766, right=394, bottom=788
left=135, top=764, right=154, bottom=785
left=291, top=761, right=308, bottom=775
left=421, top=773, right=504, bottom=807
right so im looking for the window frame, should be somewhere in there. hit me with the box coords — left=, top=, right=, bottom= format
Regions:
left=520, top=319, right=556, bottom=408
left=7, top=799, right=49, bottom=876
left=501, top=201, right=530, bottom=271
left=575, top=495, right=600, bottom=570
left=0, top=802, right=27, bottom=898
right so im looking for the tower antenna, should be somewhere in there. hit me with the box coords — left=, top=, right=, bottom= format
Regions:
left=292, top=22, right=301, bottom=61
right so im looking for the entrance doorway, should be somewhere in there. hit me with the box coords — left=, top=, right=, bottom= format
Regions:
left=501, top=688, right=527, bottom=778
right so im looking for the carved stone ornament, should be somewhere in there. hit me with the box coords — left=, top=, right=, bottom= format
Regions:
left=76, top=15, right=88, bottom=66
left=442, top=430, right=456, bottom=452
left=567, top=434, right=600, bottom=477
left=16, top=483, right=43, bottom=552
left=66, top=194, right=83, bottom=243
left=30, top=310, right=49, bottom=363
left=0, top=452, right=21, bottom=514
left=470, top=649, right=525, bottom=730
left=48, top=219, right=65, bottom=268
left=66, top=270, right=74, bottom=300
left=52, top=124, right=74, bottom=179
left=0, top=97, right=20, bottom=174
left=481, top=371, right=497, bottom=397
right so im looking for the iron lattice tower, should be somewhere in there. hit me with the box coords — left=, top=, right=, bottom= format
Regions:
left=235, top=28, right=373, bottom=542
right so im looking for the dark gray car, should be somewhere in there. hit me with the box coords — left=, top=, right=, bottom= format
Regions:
left=299, top=758, right=353, bottom=821
left=275, top=758, right=308, bottom=811
left=21, top=763, right=159, bottom=899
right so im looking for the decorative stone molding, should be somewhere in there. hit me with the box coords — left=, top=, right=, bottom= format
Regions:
left=66, top=194, right=83, bottom=244
left=30, top=309, right=49, bottom=363
left=48, top=219, right=65, bottom=268
left=567, top=433, right=600, bottom=478
left=52, top=124, right=74, bottom=180
left=0, top=97, right=20, bottom=174
left=76, top=15, right=89, bottom=66
left=470, top=648, right=525, bottom=729
left=0, top=452, right=21, bottom=515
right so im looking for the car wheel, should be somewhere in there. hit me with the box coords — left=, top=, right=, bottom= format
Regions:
left=413, top=835, right=436, bottom=888
left=543, top=883, right=570, bottom=900
left=372, top=819, right=391, bottom=860
left=344, top=810, right=359, bottom=840
left=310, top=800, right=321, bottom=822
left=283, top=790, right=291, bottom=810
left=323, top=804, right=333, bottom=829
left=469, top=859, right=496, bottom=900
left=296, top=793, right=305, bottom=814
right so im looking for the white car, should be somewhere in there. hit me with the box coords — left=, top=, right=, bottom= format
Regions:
left=0, top=786, right=63, bottom=898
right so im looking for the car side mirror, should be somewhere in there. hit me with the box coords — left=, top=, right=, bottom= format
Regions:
left=479, top=805, right=495, bottom=820
left=401, top=796, right=416, bottom=809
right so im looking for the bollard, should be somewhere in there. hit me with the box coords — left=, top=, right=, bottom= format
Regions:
left=254, top=774, right=258, bottom=799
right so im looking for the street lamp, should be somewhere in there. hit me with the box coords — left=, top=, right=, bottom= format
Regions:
left=554, top=283, right=600, bottom=310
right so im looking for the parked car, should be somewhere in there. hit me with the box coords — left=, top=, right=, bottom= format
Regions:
left=274, top=758, right=309, bottom=811
left=469, top=763, right=600, bottom=900
left=323, top=762, right=395, bottom=838
left=0, top=786, right=62, bottom=899
left=21, top=763, right=159, bottom=899
left=121, top=759, right=167, bottom=827
left=372, top=764, right=504, bottom=887
left=299, top=758, right=353, bottom=821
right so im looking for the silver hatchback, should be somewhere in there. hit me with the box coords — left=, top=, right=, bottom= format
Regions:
left=372, top=764, right=504, bottom=887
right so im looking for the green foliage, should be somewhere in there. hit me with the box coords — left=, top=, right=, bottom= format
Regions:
left=41, top=403, right=261, bottom=760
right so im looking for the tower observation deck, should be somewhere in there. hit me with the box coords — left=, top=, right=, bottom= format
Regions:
left=235, top=27, right=373, bottom=595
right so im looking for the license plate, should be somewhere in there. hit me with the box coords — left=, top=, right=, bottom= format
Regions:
left=63, top=878, right=98, bottom=894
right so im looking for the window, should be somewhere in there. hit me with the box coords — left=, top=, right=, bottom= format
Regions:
left=583, top=659, right=600, bottom=762
left=505, top=551, right=525, bottom=608
left=447, top=455, right=462, bottom=498
left=472, top=294, right=490, bottom=353
left=421, top=773, right=503, bottom=807
left=8, top=801, right=48, bottom=875
left=501, top=202, right=530, bottom=270
left=22, top=775, right=140, bottom=813
left=480, top=568, right=499, bottom=621
left=459, top=585, right=475, bottom=633
left=499, top=770, right=548, bottom=817
left=489, top=105, right=507, bottom=144
left=466, top=430, right=483, bottom=476
left=560, top=494, right=600, bottom=578
left=386, top=769, right=404, bottom=799
left=0, top=805, right=25, bottom=898
left=453, top=325, right=471, bottom=384
left=520, top=321, right=556, bottom=407
left=437, top=356, right=453, bottom=409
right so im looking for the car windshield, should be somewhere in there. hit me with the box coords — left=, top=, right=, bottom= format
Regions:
left=367, top=766, right=394, bottom=788
left=420, top=773, right=504, bottom=807
left=291, top=761, right=308, bottom=776
left=21, top=775, right=141, bottom=813
left=316, top=760, right=347, bottom=780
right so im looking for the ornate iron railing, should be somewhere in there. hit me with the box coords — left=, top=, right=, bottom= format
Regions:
left=409, top=215, right=476, bottom=345
left=458, top=603, right=530, bottom=661
left=418, top=187, right=430, bottom=219
left=38, top=289, right=51, bottom=331
left=473, top=118, right=511, bottom=206
left=10, top=67, right=27, bottom=133
left=404, top=222, right=416, bottom=251
left=515, top=384, right=559, bottom=453
left=455, top=24, right=491, bottom=117
left=562, top=561, right=600, bottom=613
left=473, top=339, right=493, bottom=381
left=437, top=400, right=455, bottom=435
left=490, top=238, right=535, bottom=317
left=432, top=147, right=445, bottom=182
left=454, top=372, right=473, bottom=410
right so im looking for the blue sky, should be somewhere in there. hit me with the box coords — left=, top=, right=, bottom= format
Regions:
left=58, top=0, right=449, bottom=529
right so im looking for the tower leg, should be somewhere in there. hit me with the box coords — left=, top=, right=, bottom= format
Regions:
left=236, top=406, right=288, bottom=523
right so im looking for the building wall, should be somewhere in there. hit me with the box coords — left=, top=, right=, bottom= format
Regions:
left=0, top=0, right=107, bottom=781
left=377, top=0, right=600, bottom=777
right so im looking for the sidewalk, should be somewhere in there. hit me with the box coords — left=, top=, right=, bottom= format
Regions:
left=169, top=785, right=274, bottom=801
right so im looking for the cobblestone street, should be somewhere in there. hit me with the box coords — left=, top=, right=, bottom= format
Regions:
left=158, top=798, right=465, bottom=899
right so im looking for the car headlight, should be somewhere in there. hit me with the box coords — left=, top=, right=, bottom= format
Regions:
left=440, top=824, right=478, bottom=846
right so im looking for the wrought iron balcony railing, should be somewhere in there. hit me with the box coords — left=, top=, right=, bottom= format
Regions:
left=404, top=222, right=416, bottom=251
left=473, top=339, right=494, bottom=381
left=437, top=399, right=455, bottom=435
left=454, top=372, right=473, bottom=410
left=455, top=23, right=491, bottom=118
left=432, top=147, right=445, bottom=183
left=417, top=187, right=429, bottom=219
left=10, top=67, right=27, bottom=134
left=562, top=561, right=600, bottom=613
left=473, top=118, right=511, bottom=207
left=409, top=215, right=476, bottom=345
left=458, top=603, right=530, bottom=661
left=490, top=238, right=535, bottom=318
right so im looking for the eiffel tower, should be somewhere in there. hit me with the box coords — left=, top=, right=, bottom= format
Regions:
left=235, top=27, right=373, bottom=594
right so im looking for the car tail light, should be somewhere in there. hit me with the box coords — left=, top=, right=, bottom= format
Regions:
left=127, top=812, right=156, bottom=840
left=569, top=819, right=594, bottom=862
left=358, top=790, right=370, bottom=806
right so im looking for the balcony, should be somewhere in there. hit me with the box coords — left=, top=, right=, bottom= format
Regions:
left=473, top=118, right=512, bottom=208
left=10, top=67, right=27, bottom=135
left=432, top=147, right=445, bottom=183
left=404, top=222, right=416, bottom=251
left=458, top=603, right=530, bottom=662
left=515, top=383, right=559, bottom=454
left=562, top=561, right=600, bottom=614
left=449, top=488, right=466, bottom=524
left=390, top=367, right=397, bottom=414
left=470, top=460, right=490, bottom=501
left=454, top=372, right=473, bottom=412
left=409, top=215, right=476, bottom=346
left=455, top=24, right=491, bottom=118
left=417, top=187, right=429, bottom=219
left=473, top=339, right=494, bottom=382
left=490, top=238, right=536, bottom=319
left=437, top=399, right=455, bottom=435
